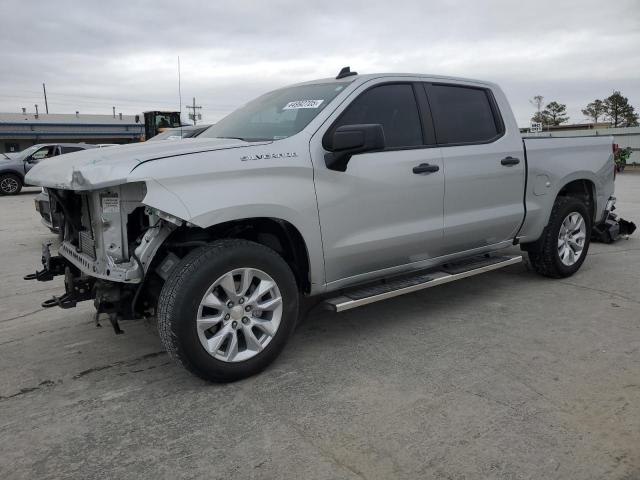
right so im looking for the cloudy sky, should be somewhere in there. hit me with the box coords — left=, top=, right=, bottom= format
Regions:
left=1, top=0, right=638, bottom=127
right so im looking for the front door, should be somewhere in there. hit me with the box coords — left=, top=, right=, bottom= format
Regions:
left=424, top=83, right=526, bottom=253
left=24, top=145, right=58, bottom=174
left=311, top=82, right=445, bottom=286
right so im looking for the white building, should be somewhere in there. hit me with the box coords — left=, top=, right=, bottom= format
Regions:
left=0, top=112, right=144, bottom=153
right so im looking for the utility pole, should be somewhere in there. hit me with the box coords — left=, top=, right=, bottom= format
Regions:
left=185, top=97, right=202, bottom=126
left=42, top=83, right=49, bottom=114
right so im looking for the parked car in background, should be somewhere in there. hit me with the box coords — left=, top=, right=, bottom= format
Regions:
left=25, top=71, right=615, bottom=382
left=0, top=143, right=98, bottom=195
left=147, top=124, right=211, bottom=141
left=35, top=143, right=119, bottom=231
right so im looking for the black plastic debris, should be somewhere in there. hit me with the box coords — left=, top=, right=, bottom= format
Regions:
left=592, top=207, right=636, bottom=243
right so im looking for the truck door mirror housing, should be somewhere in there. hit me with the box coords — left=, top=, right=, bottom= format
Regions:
left=325, top=124, right=385, bottom=171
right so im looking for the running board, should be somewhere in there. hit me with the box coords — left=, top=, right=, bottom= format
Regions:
left=324, top=255, right=522, bottom=312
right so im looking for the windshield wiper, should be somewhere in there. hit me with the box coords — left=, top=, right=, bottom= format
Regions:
left=2, top=152, right=11, bottom=159
left=214, top=136, right=247, bottom=141
left=214, top=136, right=272, bottom=142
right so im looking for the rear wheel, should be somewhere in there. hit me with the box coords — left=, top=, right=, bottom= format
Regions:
left=157, top=239, right=299, bottom=382
left=528, top=196, right=591, bottom=278
left=0, top=174, right=22, bottom=195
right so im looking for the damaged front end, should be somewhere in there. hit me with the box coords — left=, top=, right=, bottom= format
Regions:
left=25, top=182, right=180, bottom=333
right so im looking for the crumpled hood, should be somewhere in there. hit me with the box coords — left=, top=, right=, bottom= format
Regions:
left=25, top=138, right=269, bottom=190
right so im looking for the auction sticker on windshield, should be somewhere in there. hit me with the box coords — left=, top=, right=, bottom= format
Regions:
left=283, top=100, right=324, bottom=110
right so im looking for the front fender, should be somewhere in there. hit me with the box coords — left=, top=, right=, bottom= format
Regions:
left=132, top=148, right=326, bottom=292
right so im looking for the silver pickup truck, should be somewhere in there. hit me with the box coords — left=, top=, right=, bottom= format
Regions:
left=25, top=69, right=615, bottom=382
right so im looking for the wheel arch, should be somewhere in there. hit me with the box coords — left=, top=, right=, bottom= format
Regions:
left=521, top=176, right=596, bottom=253
left=160, top=216, right=314, bottom=294
left=0, top=169, right=24, bottom=182
left=556, top=178, right=596, bottom=221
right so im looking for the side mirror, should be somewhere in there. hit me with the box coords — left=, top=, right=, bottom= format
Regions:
left=25, top=156, right=37, bottom=164
left=325, top=124, right=385, bottom=171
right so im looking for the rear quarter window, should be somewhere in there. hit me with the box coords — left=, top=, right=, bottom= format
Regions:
left=426, top=84, right=502, bottom=145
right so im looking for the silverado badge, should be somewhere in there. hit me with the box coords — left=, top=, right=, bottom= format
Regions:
left=241, top=152, right=298, bottom=161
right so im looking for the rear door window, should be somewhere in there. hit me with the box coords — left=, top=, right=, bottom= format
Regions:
left=425, top=84, right=502, bottom=145
left=327, top=83, right=423, bottom=149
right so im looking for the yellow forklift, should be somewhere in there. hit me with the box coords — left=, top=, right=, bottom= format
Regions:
left=141, top=111, right=183, bottom=140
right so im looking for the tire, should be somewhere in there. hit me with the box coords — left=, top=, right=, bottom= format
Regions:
left=528, top=196, right=591, bottom=278
left=157, top=239, right=299, bottom=382
left=0, top=173, right=22, bottom=195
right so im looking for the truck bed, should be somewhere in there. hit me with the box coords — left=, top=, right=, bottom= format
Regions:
left=518, top=135, right=615, bottom=243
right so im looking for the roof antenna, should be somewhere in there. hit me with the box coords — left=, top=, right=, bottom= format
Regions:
left=336, top=66, right=357, bottom=79
left=178, top=56, right=183, bottom=137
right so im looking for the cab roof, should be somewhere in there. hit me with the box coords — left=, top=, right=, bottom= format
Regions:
left=291, top=72, right=497, bottom=89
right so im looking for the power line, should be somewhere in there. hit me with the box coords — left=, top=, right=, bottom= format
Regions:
left=0, top=89, right=183, bottom=106
left=185, top=97, right=202, bottom=126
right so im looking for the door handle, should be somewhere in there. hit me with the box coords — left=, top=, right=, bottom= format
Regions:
left=412, top=163, right=440, bottom=174
left=501, top=156, right=520, bottom=166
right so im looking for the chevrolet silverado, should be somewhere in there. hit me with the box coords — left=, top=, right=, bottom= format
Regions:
left=24, top=68, right=616, bottom=382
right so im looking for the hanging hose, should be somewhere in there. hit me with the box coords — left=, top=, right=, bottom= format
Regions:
left=130, top=253, right=145, bottom=318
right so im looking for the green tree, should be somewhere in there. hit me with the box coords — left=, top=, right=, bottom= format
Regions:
left=531, top=111, right=549, bottom=125
left=581, top=99, right=606, bottom=124
left=604, top=91, right=639, bottom=127
left=529, top=95, right=547, bottom=125
left=542, top=101, right=569, bottom=126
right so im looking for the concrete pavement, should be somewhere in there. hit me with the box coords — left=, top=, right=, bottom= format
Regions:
left=1, top=175, right=639, bottom=479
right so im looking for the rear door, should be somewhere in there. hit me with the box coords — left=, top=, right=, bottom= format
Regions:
left=311, top=81, right=445, bottom=285
left=424, top=83, right=525, bottom=253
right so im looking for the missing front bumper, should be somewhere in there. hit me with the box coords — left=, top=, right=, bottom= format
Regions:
left=24, top=243, right=95, bottom=308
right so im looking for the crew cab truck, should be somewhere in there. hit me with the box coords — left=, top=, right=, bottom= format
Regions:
left=25, top=68, right=615, bottom=382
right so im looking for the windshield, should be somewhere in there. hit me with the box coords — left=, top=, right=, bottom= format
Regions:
left=199, top=82, right=349, bottom=142
left=155, top=112, right=181, bottom=129
left=14, top=145, right=41, bottom=160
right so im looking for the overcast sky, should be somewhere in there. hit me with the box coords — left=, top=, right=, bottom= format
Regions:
left=1, top=0, right=638, bottom=127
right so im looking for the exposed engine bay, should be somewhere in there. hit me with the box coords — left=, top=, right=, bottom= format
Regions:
left=25, top=183, right=180, bottom=333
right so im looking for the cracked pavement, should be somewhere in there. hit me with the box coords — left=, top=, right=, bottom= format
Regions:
left=1, top=175, right=639, bottom=479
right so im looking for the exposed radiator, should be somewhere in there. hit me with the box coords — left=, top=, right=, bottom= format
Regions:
left=78, top=230, right=96, bottom=259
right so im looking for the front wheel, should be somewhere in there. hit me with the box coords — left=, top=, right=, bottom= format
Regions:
left=527, top=196, right=591, bottom=278
left=0, top=173, right=22, bottom=195
left=157, top=239, right=299, bottom=382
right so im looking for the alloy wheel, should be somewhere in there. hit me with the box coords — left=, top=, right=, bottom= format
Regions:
left=196, top=268, right=283, bottom=362
left=557, top=211, right=587, bottom=266
left=0, top=177, right=19, bottom=194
